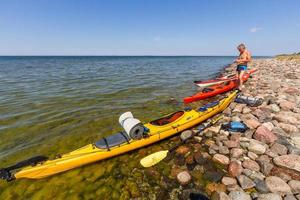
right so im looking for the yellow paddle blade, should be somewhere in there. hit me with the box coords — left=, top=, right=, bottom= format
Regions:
left=140, top=150, right=169, bottom=168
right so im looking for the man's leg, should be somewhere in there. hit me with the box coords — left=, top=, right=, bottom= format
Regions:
left=239, top=70, right=245, bottom=89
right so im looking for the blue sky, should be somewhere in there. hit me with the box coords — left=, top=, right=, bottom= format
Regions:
left=0, top=0, right=299, bottom=56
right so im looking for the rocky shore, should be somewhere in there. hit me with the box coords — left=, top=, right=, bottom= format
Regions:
left=169, top=58, right=300, bottom=200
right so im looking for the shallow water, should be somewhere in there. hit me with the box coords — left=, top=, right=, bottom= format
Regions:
left=0, top=56, right=235, bottom=199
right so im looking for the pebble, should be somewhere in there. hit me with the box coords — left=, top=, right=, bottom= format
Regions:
left=242, top=159, right=260, bottom=171
left=248, top=151, right=258, bottom=160
left=237, top=175, right=256, bottom=189
left=221, top=176, right=237, bottom=186
left=265, top=176, right=292, bottom=195
left=288, top=180, right=300, bottom=194
left=254, top=125, right=278, bottom=143
left=248, top=139, right=267, bottom=154
left=262, top=122, right=275, bottom=131
left=244, top=118, right=261, bottom=129
left=270, top=143, right=288, bottom=155
left=176, top=171, right=192, bottom=185
left=254, top=179, right=270, bottom=193
left=211, top=192, right=231, bottom=200
left=213, top=154, right=230, bottom=165
left=278, top=123, right=299, bottom=135
left=228, top=191, right=251, bottom=200
left=284, top=195, right=297, bottom=200
left=228, top=161, right=243, bottom=177
left=273, top=154, right=300, bottom=172
left=257, top=193, right=282, bottom=200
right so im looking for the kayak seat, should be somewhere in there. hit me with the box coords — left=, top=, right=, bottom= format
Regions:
left=150, top=111, right=184, bottom=126
left=95, top=132, right=130, bottom=150
left=198, top=101, right=219, bottom=112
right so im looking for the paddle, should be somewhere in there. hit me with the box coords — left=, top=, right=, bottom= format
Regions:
left=140, top=114, right=223, bottom=168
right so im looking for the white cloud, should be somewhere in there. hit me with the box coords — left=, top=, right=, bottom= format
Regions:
left=250, top=27, right=263, bottom=33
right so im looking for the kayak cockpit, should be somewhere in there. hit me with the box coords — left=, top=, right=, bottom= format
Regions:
left=95, top=132, right=130, bottom=150
left=149, top=111, right=184, bottom=126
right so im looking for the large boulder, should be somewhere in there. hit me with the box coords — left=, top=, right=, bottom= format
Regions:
left=265, top=176, right=292, bottom=195
left=273, top=155, right=300, bottom=172
left=254, top=126, right=278, bottom=144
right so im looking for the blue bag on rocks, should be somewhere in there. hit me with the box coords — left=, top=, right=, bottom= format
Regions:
left=221, top=121, right=248, bottom=133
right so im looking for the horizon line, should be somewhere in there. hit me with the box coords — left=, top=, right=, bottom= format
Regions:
left=0, top=55, right=272, bottom=57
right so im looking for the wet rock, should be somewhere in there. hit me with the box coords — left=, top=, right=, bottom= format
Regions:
left=213, top=154, right=229, bottom=165
left=248, top=151, right=258, bottom=160
left=205, top=183, right=226, bottom=196
left=248, top=139, right=267, bottom=154
left=237, top=174, right=256, bottom=189
left=188, top=191, right=210, bottom=200
left=273, top=155, right=300, bottom=172
left=254, top=125, right=278, bottom=143
left=257, top=193, right=282, bottom=200
left=194, top=152, right=206, bottom=165
left=284, top=195, right=297, bottom=200
left=270, top=143, right=288, bottom=155
left=242, top=160, right=260, bottom=172
left=288, top=180, right=300, bottom=194
left=244, top=118, right=261, bottom=129
left=280, top=101, right=296, bottom=111
left=221, top=176, right=237, bottom=186
left=176, top=171, right=191, bottom=185
left=265, top=176, right=292, bottom=195
left=185, top=155, right=195, bottom=165
left=175, top=145, right=190, bottom=155
left=231, top=148, right=244, bottom=158
left=228, top=161, right=243, bottom=177
left=228, top=190, right=251, bottom=200
left=203, top=170, right=224, bottom=182
left=211, top=191, right=230, bottom=200
left=254, top=179, right=270, bottom=193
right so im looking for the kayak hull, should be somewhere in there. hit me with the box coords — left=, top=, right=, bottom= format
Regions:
left=194, top=69, right=257, bottom=87
left=184, top=70, right=256, bottom=104
left=12, top=91, right=238, bottom=180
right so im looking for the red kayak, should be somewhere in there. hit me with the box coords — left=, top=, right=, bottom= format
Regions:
left=184, top=70, right=256, bottom=104
left=194, top=69, right=257, bottom=88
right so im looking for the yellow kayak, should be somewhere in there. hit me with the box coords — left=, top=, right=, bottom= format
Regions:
left=1, top=91, right=237, bottom=181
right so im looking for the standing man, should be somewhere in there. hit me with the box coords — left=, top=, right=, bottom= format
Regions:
left=235, top=43, right=251, bottom=90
